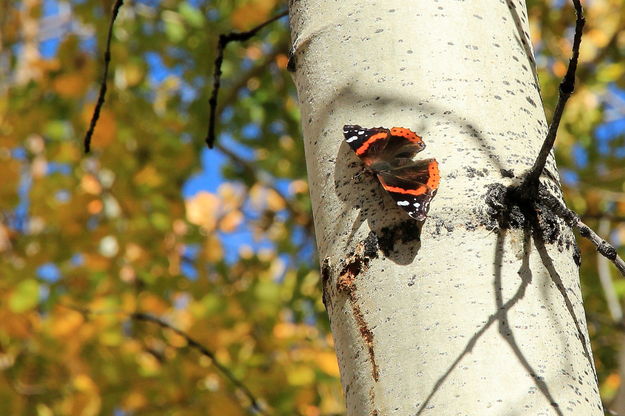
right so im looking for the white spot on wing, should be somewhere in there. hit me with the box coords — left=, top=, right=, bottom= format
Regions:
left=397, top=200, right=410, bottom=206
left=346, top=136, right=358, bottom=143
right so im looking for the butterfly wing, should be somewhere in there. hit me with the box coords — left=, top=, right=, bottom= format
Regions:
left=343, top=125, right=426, bottom=170
left=343, top=125, right=439, bottom=221
left=376, top=159, right=440, bottom=221
left=343, top=125, right=391, bottom=168
left=377, top=127, right=426, bottom=169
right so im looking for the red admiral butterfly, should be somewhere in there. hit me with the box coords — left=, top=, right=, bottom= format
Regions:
left=343, top=125, right=440, bottom=221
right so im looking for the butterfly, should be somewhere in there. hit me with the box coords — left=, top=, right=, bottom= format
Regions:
left=343, top=125, right=439, bottom=221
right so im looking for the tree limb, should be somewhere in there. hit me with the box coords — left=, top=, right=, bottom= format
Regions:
left=538, top=190, right=625, bottom=277
left=205, top=10, right=288, bottom=149
left=131, top=312, right=269, bottom=415
left=83, top=0, right=124, bottom=153
left=523, top=0, right=585, bottom=189
left=63, top=304, right=269, bottom=415
left=597, top=219, right=623, bottom=322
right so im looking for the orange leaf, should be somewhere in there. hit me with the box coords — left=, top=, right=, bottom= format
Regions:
left=230, top=0, right=278, bottom=30
left=53, top=73, right=89, bottom=98
left=80, top=174, right=102, bottom=195
left=50, top=308, right=84, bottom=338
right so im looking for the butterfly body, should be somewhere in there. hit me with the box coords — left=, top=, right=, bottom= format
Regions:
left=343, top=125, right=440, bottom=221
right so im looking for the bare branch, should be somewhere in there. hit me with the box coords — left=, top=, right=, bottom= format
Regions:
left=523, top=0, right=585, bottom=189
left=205, top=10, right=288, bottom=149
left=62, top=304, right=269, bottom=415
left=596, top=219, right=623, bottom=322
left=538, top=190, right=625, bottom=277
left=131, top=312, right=269, bottom=415
left=83, top=0, right=124, bottom=153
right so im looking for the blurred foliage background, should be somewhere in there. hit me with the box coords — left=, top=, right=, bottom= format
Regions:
left=0, top=0, right=624, bottom=414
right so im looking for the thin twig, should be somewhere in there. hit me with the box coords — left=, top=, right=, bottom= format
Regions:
left=62, top=304, right=269, bottom=415
left=131, top=312, right=269, bottom=415
left=205, top=10, right=288, bottom=149
left=217, top=45, right=286, bottom=114
left=596, top=219, right=623, bottom=321
left=83, top=0, right=124, bottom=153
left=538, top=190, right=625, bottom=277
left=523, top=0, right=585, bottom=189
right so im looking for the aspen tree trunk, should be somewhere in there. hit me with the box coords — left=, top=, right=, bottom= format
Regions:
left=289, top=1, right=603, bottom=415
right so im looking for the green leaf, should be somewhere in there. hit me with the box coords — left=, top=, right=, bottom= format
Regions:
left=179, top=3, right=204, bottom=28
left=163, top=13, right=187, bottom=43
left=9, top=279, right=40, bottom=313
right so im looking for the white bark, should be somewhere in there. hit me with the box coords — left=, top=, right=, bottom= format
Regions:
left=289, top=1, right=603, bottom=415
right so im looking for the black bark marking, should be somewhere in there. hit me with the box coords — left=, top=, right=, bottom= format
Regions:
left=483, top=182, right=579, bottom=263
left=321, top=258, right=332, bottom=310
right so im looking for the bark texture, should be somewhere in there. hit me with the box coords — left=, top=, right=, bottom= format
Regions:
left=289, top=1, right=603, bottom=414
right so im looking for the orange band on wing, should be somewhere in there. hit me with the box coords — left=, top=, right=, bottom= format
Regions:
left=390, top=127, right=423, bottom=144
left=355, top=132, right=388, bottom=155
left=378, top=160, right=439, bottom=196
left=427, top=160, right=440, bottom=189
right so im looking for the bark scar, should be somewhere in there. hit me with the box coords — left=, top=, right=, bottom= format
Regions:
left=336, top=238, right=380, bottom=382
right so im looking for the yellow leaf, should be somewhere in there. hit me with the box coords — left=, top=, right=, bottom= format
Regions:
left=123, top=391, right=148, bottom=411
left=36, top=404, right=54, bottom=416
left=273, top=322, right=295, bottom=339
left=73, top=374, right=96, bottom=392
left=51, top=309, right=84, bottom=338
left=267, top=188, right=286, bottom=211
left=123, top=62, right=144, bottom=87
left=250, top=184, right=286, bottom=211
left=137, top=351, right=161, bottom=375
left=207, top=393, right=245, bottom=416
left=165, top=329, right=188, bottom=348
left=318, top=382, right=345, bottom=415
left=100, top=328, right=123, bottom=346
left=138, top=293, right=169, bottom=315
left=219, top=210, right=243, bottom=232
left=287, top=365, right=315, bottom=386
left=134, top=165, right=163, bottom=187
left=315, top=351, right=340, bottom=377
left=218, top=183, right=244, bottom=211
left=185, top=191, right=220, bottom=230
left=203, top=234, right=223, bottom=263
left=289, top=179, right=308, bottom=194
